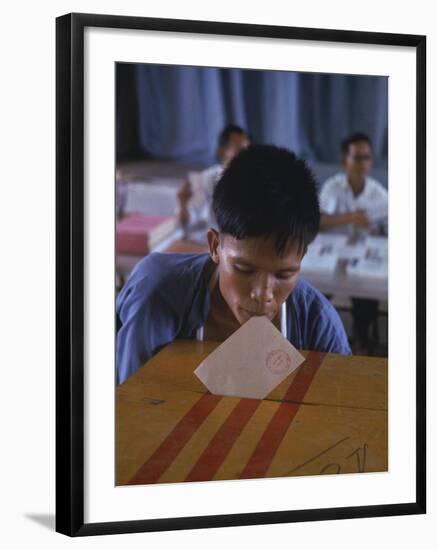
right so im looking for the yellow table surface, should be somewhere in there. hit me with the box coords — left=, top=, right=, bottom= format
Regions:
left=116, top=341, right=387, bottom=486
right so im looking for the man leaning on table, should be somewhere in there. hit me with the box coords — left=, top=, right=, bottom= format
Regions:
left=319, top=132, right=388, bottom=355
left=116, top=145, right=351, bottom=385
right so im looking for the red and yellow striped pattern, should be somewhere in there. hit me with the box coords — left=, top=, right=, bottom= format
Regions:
left=116, top=343, right=387, bottom=486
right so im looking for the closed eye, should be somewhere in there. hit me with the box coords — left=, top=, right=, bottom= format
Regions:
left=276, top=271, right=299, bottom=280
left=233, top=265, right=255, bottom=275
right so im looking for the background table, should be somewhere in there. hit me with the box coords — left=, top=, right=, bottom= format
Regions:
left=116, top=341, right=388, bottom=486
left=115, top=234, right=208, bottom=286
left=301, top=261, right=388, bottom=301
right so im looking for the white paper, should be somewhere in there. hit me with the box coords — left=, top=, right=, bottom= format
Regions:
left=301, top=233, right=348, bottom=274
left=124, top=181, right=180, bottom=216
left=187, top=171, right=207, bottom=209
left=347, top=236, right=388, bottom=279
left=194, top=316, right=305, bottom=399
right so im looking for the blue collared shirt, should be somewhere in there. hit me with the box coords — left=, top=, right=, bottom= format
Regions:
left=116, top=252, right=351, bottom=384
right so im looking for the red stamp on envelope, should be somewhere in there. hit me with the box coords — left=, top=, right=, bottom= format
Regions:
left=265, top=349, right=292, bottom=375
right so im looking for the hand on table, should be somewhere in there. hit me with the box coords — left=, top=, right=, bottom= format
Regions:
left=350, top=209, right=370, bottom=228
left=177, top=179, right=193, bottom=205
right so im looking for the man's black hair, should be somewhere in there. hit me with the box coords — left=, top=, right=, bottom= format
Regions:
left=218, top=124, right=247, bottom=149
left=341, top=132, right=372, bottom=156
left=212, top=144, right=320, bottom=256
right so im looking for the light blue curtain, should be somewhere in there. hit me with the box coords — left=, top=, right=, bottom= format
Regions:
left=299, top=73, right=388, bottom=162
left=133, top=64, right=387, bottom=166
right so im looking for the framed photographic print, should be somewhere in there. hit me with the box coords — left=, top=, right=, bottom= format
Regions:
left=56, top=12, right=426, bottom=536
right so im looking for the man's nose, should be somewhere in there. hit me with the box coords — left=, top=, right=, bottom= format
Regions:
left=250, top=274, right=274, bottom=303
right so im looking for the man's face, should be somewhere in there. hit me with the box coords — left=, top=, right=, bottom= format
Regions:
left=220, top=133, right=250, bottom=167
left=342, top=140, right=373, bottom=180
left=208, top=231, right=304, bottom=325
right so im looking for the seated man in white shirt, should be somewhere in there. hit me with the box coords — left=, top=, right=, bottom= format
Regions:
left=318, top=132, right=388, bottom=355
left=319, top=132, right=388, bottom=238
left=176, top=124, right=250, bottom=244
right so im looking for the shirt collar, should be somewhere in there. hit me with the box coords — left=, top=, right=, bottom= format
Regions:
left=343, top=173, right=369, bottom=197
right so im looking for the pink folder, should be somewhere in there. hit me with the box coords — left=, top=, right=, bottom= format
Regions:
left=116, top=212, right=176, bottom=255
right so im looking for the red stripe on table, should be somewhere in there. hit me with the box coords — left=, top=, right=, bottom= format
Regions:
left=185, top=397, right=261, bottom=482
left=239, top=351, right=326, bottom=479
left=127, top=393, right=222, bottom=485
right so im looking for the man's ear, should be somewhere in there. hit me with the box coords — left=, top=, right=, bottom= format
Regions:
left=207, top=228, right=221, bottom=264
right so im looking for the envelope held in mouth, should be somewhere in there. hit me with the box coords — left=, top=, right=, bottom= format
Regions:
left=194, top=316, right=305, bottom=399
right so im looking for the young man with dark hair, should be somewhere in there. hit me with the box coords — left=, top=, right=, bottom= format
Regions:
left=176, top=124, right=250, bottom=243
left=116, top=145, right=351, bottom=385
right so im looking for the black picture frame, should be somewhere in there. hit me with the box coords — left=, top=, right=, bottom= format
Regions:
left=56, top=12, right=426, bottom=537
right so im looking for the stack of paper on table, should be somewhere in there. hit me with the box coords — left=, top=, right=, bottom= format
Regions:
left=346, top=236, right=388, bottom=279
left=301, top=233, right=348, bottom=274
left=365, top=236, right=388, bottom=249
left=124, top=179, right=181, bottom=216
left=194, top=316, right=305, bottom=399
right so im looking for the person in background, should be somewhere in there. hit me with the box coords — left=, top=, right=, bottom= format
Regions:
left=318, top=132, right=388, bottom=355
left=116, top=145, right=351, bottom=385
left=319, top=132, right=388, bottom=238
left=115, top=167, right=130, bottom=221
left=176, top=124, right=250, bottom=243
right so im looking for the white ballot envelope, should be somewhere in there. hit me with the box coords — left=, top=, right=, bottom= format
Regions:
left=194, top=316, right=305, bottom=399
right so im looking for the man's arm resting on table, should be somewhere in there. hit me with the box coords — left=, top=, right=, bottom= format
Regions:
left=116, top=261, right=181, bottom=385
left=320, top=210, right=369, bottom=229
left=177, top=202, right=190, bottom=226
left=176, top=179, right=194, bottom=226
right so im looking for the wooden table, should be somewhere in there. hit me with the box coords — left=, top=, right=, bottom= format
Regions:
left=116, top=341, right=387, bottom=486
